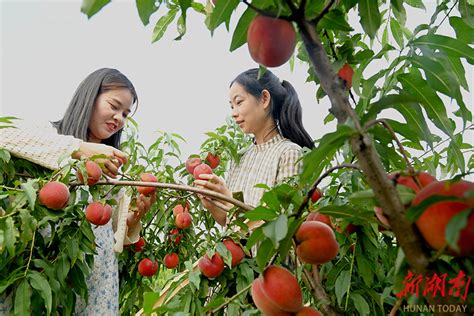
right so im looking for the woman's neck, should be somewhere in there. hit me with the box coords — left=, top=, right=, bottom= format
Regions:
left=255, top=124, right=279, bottom=144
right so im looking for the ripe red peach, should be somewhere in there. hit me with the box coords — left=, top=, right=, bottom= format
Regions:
left=223, top=239, right=245, bottom=267
left=251, top=265, right=303, bottom=314
left=77, top=160, right=102, bottom=185
left=175, top=212, right=192, bottom=229
left=247, top=15, right=296, bottom=67
left=38, top=181, right=70, bottom=210
left=296, top=221, right=339, bottom=264
left=137, top=173, right=158, bottom=196
left=85, top=202, right=112, bottom=226
left=414, top=180, right=474, bottom=257
left=164, top=253, right=179, bottom=269
left=198, top=253, right=225, bottom=279
left=185, top=157, right=202, bottom=174
left=193, top=163, right=213, bottom=180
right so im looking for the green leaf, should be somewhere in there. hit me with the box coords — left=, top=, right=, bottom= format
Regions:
left=143, top=292, right=161, bottom=314
left=398, top=73, right=454, bottom=139
left=256, top=239, right=275, bottom=272
left=80, top=0, right=111, bottom=18
left=278, top=217, right=304, bottom=259
left=14, top=279, right=31, bottom=316
left=4, top=217, right=19, bottom=256
left=0, top=149, right=11, bottom=162
left=319, top=9, right=353, bottom=32
left=390, top=18, right=404, bottom=48
left=459, top=0, right=474, bottom=28
left=136, top=0, right=159, bottom=26
left=405, top=0, right=425, bottom=9
left=449, top=16, right=474, bottom=44
left=56, top=255, right=70, bottom=286
left=356, top=255, right=374, bottom=287
left=152, top=8, right=179, bottom=43
left=21, top=179, right=37, bottom=210
left=445, top=209, right=471, bottom=253
left=246, top=227, right=264, bottom=250
left=28, top=271, right=52, bottom=315
left=408, top=55, right=460, bottom=97
left=301, top=125, right=355, bottom=185
left=175, top=14, right=187, bottom=41
left=351, top=293, right=370, bottom=315
left=230, top=7, right=255, bottom=52
left=19, top=209, right=36, bottom=243
left=411, top=34, right=474, bottom=64
left=317, top=205, right=375, bottom=224
left=335, top=270, right=351, bottom=306
left=245, top=206, right=278, bottom=221
left=262, top=214, right=288, bottom=248
left=446, top=54, right=469, bottom=91
left=358, top=0, right=382, bottom=39
left=208, top=0, right=239, bottom=33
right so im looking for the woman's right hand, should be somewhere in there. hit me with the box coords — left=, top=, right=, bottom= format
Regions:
left=73, top=142, right=128, bottom=178
left=194, top=174, right=232, bottom=226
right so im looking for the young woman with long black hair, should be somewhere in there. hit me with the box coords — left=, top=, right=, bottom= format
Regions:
left=195, top=68, right=314, bottom=226
left=0, top=68, right=153, bottom=314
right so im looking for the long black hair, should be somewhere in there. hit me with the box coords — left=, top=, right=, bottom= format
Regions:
left=231, top=68, right=314, bottom=149
left=53, top=68, right=138, bottom=149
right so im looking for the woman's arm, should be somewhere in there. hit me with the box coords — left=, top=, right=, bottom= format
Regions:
left=0, top=121, right=127, bottom=177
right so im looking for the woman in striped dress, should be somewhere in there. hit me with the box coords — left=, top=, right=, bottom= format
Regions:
left=195, top=68, right=314, bottom=227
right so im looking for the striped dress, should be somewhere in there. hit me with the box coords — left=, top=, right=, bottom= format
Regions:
left=226, top=134, right=303, bottom=207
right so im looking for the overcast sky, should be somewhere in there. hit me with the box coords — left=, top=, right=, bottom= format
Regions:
left=1, top=0, right=472, bottom=162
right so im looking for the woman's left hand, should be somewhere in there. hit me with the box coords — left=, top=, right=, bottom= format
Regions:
left=127, top=193, right=156, bottom=227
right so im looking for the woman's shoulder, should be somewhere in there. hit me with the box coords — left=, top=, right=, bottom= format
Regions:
left=278, top=138, right=303, bottom=154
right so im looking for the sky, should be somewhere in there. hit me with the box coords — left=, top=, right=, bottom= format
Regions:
left=1, top=0, right=472, bottom=164
left=0, top=0, right=332, bottom=160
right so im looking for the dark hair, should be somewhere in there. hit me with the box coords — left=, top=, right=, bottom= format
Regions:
left=53, top=68, right=138, bottom=148
left=231, top=68, right=314, bottom=149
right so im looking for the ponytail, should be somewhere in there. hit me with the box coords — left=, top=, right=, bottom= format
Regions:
left=231, top=68, right=314, bottom=149
left=278, top=80, right=314, bottom=149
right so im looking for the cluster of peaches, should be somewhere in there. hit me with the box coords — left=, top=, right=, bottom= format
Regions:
left=38, top=160, right=113, bottom=225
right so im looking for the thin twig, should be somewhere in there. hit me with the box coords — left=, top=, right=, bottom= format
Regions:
left=389, top=299, right=402, bottom=316
left=413, top=123, right=473, bottom=161
left=241, top=0, right=291, bottom=20
left=312, top=0, right=336, bottom=25
left=24, top=230, right=36, bottom=277
left=209, top=283, right=252, bottom=314
left=363, top=119, right=413, bottom=173
left=295, top=163, right=360, bottom=218
left=283, top=0, right=298, bottom=15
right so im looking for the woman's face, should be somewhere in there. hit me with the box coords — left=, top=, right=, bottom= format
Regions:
left=228, top=82, right=269, bottom=135
left=88, top=88, right=133, bottom=143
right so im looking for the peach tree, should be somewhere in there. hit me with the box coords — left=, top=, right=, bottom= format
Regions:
left=1, top=0, right=473, bottom=315
left=80, top=0, right=472, bottom=314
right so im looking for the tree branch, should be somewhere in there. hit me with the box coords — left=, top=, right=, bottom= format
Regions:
left=312, top=264, right=338, bottom=316
left=87, top=179, right=254, bottom=212
left=295, top=16, right=467, bottom=313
